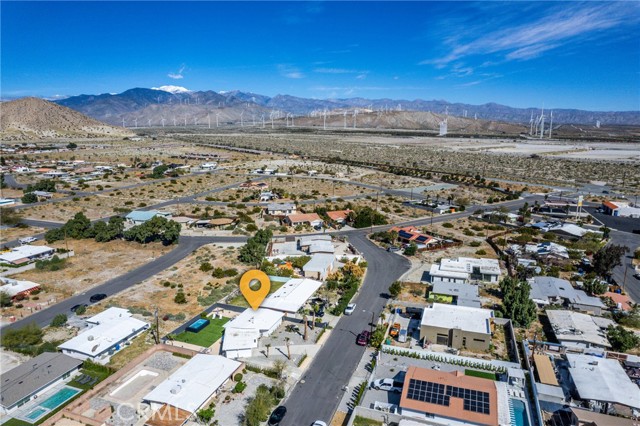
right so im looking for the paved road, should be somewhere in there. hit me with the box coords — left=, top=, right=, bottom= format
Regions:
left=2, top=236, right=247, bottom=330
left=609, top=230, right=640, bottom=303
left=279, top=232, right=411, bottom=426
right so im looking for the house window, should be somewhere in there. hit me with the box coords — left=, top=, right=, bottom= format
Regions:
left=462, top=337, right=467, bottom=347
left=473, top=338, right=485, bottom=342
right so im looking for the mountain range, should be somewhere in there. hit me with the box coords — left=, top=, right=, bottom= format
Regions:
left=55, top=87, right=640, bottom=127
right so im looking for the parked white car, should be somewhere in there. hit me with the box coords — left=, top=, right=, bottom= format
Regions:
left=344, top=303, right=356, bottom=315
left=311, top=422, right=327, bottom=426
left=18, top=237, right=37, bottom=244
left=371, top=378, right=402, bottom=393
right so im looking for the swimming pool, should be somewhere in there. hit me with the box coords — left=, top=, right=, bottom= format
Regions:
left=510, top=399, right=530, bottom=426
left=21, top=387, right=80, bottom=423
left=25, top=407, right=47, bottom=421
left=187, top=318, right=210, bottom=333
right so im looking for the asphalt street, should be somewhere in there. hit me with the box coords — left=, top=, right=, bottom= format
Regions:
left=279, top=232, right=411, bottom=426
left=609, top=230, right=640, bottom=303
left=2, top=236, right=247, bottom=330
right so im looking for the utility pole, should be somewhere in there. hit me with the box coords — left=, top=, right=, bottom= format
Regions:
left=153, top=306, right=160, bottom=344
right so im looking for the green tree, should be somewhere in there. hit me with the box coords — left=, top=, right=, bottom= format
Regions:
left=583, top=278, right=608, bottom=296
left=607, top=325, right=640, bottom=352
left=25, top=179, right=56, bottom=193
left=151, top=165, right=170, bottom=178
left=388, top=281, right=403, bottom=298
left=500, top=277, right=537, bottom=327
left=1, top=323, right=44, bottom=352
left=238, top=229, right=273, bottom=266
left=21, top=193, right=38, bottom=204
left=0, top=208, right=22, bottom=226
left=174, top=291, right=187, bottom=304
left=66, top=142, right=78, bottom=149
left=124, top=216, right=181, bottom=245
left=593, top=244, right=630, bottom=277
left=197, top=407, right=215, bottom=423
left=352, top=206, right=387, bottom=228
left=50, top=314, right=68, bottom=327
left=94, top=216, right=125, bottom=242
left=0, top=291, right=13, bottom=307
left=403, top=242, right=417, bottom=256
left=75, top=305, right=86, bottom=315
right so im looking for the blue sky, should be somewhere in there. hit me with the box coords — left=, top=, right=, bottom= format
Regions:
left=2, top=1, right=639, bottom=110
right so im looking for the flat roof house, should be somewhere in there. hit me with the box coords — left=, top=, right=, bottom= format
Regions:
left=0, top=352, right=82, bottom=415
left=125, top=210, right=172, bottom=226
left=265, top=203, right=296, bottom=216
left=546, top=310, right=612, bottom=350
left=222, top=308, right=284, bottom=359
left=602, top=201, right=640, bottom=218
left=420, top=304, right=494, bottom=351
left=0, top=245, right=55, bottom=265
left=260, top=278, right=323, bottom=314
left=302, top=253, right=335, bottom=280
left=283, top=213, right=323, bottom=228
left=0, top=277, right=40, bottom=300
left=143, top=354, right=242, bottom=417
left=429, top=257, right=501, bottom=285
left=399, top=366, right=509, bottom=426
left=566, top=354, right=640, bottom=412
left=58, top=308, right=149, bottom=363
left=428, top=282, right=481, bottom=308
left=528, top=276, right=605, bottom=315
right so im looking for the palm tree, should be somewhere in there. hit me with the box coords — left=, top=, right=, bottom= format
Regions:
left=303, top=315, right=308, bottom=341
left=265, top=343, right=271, bottom=358
left=285, top=337, right=291, bottom=360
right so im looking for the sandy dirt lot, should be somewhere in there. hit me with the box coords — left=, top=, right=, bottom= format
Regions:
left=109, top=243, right=247, bottom=334
left=2, top=239, right=172, bottom=321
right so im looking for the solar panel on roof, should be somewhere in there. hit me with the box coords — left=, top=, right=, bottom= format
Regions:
left=415, top=235, right=429, bottom=243
left=398, top=230, right=414, bottom=239
left=407, top=379, right=491, bottom=415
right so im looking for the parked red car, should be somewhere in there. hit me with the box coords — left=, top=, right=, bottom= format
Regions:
left=356, top=330, right=371, bottom=346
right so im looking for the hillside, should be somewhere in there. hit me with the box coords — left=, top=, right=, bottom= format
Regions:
left=0, top=97, right=131, bottom=140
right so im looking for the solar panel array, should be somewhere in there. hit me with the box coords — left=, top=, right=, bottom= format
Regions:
left=406, top=379, right=491, bottom=415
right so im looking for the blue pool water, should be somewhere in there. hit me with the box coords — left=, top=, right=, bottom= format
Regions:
left=39, top=387, right=80, bottom=410
left=25, top=407, right=47, bottom=421
left=187, top=318, right=210, bottom=333
left=510, top=399, right=530, bottom=426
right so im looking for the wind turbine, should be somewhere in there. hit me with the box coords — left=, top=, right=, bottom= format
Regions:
left=262, top=114, right=265, bottom=128
left=539, top=106, right=545, bottom=139
left=161, top=117, right=166, bottom=128
left=529, top=112, right=534, bottom=135
left=270, top=111, right=275, bottom=129
left=323, top=109, right=327, bottom=130
left=184, top=116, right=187, bottom=126
left=548, top=111, right=553, bottom=138
left=240, top=111, right=244, bottom=127
left=343, top=111, right=347, bottom=129
left=291, top=114, right=294, bottom=127
left=252, top=115, right=256, bottom=127
left=147, top=119, right=151, bottom=127
left=134, top=118, right=138, bottom=128
left=122, top=118, right=126, bottom=128
left=173, top=117, right=176, bottom=127
left=194, top=116, right=199, bottom=126
left=353, top=110, right=358, bottom=129
left=208, top=112, right=211, bottom=129
left=216, top=112, right=220, bottom=128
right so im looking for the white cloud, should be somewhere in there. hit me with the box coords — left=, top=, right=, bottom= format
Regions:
left=168, top=64, right=186, bottom=80
left=422, top=3, right=636, bottom=67
left=278, top=64, right=304, bottom=79
left=356, top=73, right=367, bottom=80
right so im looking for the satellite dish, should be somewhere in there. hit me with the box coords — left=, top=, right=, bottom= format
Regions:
left=91, top=344, right=99, bottom=353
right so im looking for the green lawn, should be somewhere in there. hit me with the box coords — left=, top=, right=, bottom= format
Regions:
left=228, top=280, right=286, bottom=308
left=353, top=416, right=383, bottom=426
left=173, top=317, right=229, bottom=347
left=464, top=369, right=497, bottom=380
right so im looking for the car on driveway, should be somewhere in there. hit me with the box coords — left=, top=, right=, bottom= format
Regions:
left=356, top=330, right=370, bottom=346
left=311, top=422, right=327, bottom=426
left=89, top=293, right=107, bottom=303
left=18, top=236, right=37, bottom=244
left=268, top=406, right=287, bottom=425
left=344, top=303, right=356, bottom=315
left=371, top=378, right=403, bottom=393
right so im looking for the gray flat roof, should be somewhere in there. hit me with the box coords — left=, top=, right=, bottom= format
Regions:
left=432, top=282, right=479, bottom=299
left=566, top=354, right=640, bottom=409
left=1, top=352, right=82, bottom=409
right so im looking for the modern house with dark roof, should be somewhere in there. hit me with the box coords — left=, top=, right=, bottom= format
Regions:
left=0, top=352, right=82, bottom=415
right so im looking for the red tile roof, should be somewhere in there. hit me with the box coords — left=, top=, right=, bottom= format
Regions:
left=326, top=210, right=352, bottom=221
left=286, top=213, right=322, bottom=223
left=603, top=201, right=620, bottom=210
left=603, top=292, right=632, bottom=311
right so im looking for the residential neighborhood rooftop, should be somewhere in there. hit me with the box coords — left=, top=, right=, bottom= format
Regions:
left=546, top=310, right=612, bottom=349
left=566, top=354, right=640, bottom=410
left=260, top=278, right=323, bottom=313
left=0, top=352, right=83, bottom=409
left=143, top=354, right=241, bottom=413
left=421, top=303, right=493, bottom=335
